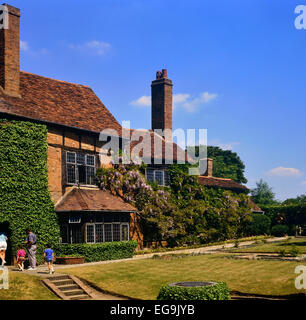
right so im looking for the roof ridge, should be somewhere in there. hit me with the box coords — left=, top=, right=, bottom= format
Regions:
left=20, top=70, right=90, bottom=88
left=199, top=176, right=233, bottom=181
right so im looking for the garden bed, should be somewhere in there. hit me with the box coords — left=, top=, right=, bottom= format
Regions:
left=54, top=256, right=85, bottom=265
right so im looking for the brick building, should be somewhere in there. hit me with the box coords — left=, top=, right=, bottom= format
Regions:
left=0, top=4, right=252, bottom=247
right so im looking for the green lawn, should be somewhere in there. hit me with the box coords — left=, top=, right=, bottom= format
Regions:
left=231, top=238, right=306, bottom=254
left=63, top=253, right=305, bottom=300
left=0, top=271, right=58, bottom=300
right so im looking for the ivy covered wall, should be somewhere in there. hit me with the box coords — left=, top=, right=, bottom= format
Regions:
left=0, top=119, right=60, bottom=261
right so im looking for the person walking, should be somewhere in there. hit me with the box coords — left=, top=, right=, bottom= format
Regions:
left=0, top=232, right=8, bottom=266
left=43, top=244, right=55, bottom=274
left=16, top=244, right=26, bottom=271
left=25, top=228, right=37, bottom=270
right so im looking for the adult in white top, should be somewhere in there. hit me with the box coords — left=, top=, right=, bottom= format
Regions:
left=0, top=232, right=8, bottom=266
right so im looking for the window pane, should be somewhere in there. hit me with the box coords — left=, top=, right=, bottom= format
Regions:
left=71, top=226, right=82, bottom=244
left=86, top=155, right=95, bottom=166
left=86, top=166, right=95, bottom=185
left=67, top=164, right=76, bottom=183
left=121, top=224, right=129, bottom=241
left=86, top=224, right=95, bottom=243
left=104, top=224, right=112, bottom=242
left=77, top=153, right=86, bottom=165
left=146, top=169, right=154, bottom=183
left=67, top=152, right=76, bottom=163
left=155, top=171, right=164, bottom=186
left=113, top=224, right=120, bottom=241
left=95, top=224, right=103, bottom=243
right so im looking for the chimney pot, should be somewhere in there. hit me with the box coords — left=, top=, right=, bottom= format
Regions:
left=162, top=69, right=167, bottom=78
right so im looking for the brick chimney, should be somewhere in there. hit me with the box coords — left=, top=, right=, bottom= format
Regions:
left=206, top=158, right=213, bottom=177
left=0, top=4, right=20, bottom=97
left=151, top=69, right=173, bottom=139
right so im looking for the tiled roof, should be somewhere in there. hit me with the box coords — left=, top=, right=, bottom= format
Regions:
left=198, top=175, right=249, bottom=192
left=123, top=128, right=191, bottom=163
left=249, top=199, right=264, bottom=212
left=55, top=187, right=136, bottom=212
left=0, top=71, right=122, bottom=134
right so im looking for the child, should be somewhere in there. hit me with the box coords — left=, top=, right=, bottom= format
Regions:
left=16, top=244, right=26, bottom=271
left=43, top=244, right=55, bottom=274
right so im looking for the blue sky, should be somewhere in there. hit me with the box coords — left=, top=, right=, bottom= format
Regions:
left=9, top=0, right=306, bottom=201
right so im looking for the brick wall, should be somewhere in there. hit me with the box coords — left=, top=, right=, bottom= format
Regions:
left=0, top=5, right=20, bottom=97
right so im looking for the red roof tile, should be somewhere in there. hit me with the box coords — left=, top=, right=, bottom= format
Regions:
left=55, top=187, right=136, bottom=212
left=0, top=71, right=122, bottom=134
left=122, top=128, right=191, bottom=163
left=198, top=175, right=249, bottom=192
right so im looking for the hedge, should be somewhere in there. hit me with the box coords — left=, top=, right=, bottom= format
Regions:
left=53, top=241, right=138, bottom=262
left=0, top=120, right=60, bottom=263
left=244, top=213, right=271, bottom=236
left=157, top=282, right=230, bottom=300
left=260, top=204, right=306, bottom=227
left=260, top=204, right=306, bottom=236
left=271, top=225, right=289, bottom=237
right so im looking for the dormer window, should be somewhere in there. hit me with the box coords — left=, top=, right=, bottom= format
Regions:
left=66, top=151, right=96, bottom=185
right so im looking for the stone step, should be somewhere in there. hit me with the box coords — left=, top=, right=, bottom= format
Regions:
left=51, top=279, right=75, bottom=286
left=64, top=289, right=86, bottom=297
left=47, top=275, right=71, bottom=281
left=69, top=294, right=92, bottom=300
left=58, top=284, right=80, bottom=292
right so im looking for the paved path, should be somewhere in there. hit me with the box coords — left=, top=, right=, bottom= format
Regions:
left=9, top=236, right=287, bottom=274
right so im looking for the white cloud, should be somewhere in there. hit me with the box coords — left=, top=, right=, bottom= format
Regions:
left=182, top=92, right=218, bottom=112
left=173, top=93, right=190, bottom=107
left=130, top=91, right=217, bottom=112
left=209, top=139, right=240, bottom=151
left=20, top=40, right=29, bottom=51
left=130, top=95, right=151, bottom=107
left=69, top=40, right=111, bottom=55
left=267, top=167, right=302, bottom=177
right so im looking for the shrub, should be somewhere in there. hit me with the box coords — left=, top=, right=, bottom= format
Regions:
left=271, top=225, right=289, bottom=237
left=54, top=241, right=137, bottom=262
left=245, top=213, right=271, bottom=236
left=157, top=282, right=230, bottom=300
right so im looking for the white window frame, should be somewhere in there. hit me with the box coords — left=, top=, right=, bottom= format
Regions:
left=66, top=151, right=96, bottom=186
left=85, top=223, right=96, bottom=244
left=95, top=223, right=104, bottom=243
left=104, top=223, right=113, bottom=242
left=121, top=223, right=130, bottom=241
left=146, top=169, right=166, bottom=186
left=68, top=215, right=81, bottom=224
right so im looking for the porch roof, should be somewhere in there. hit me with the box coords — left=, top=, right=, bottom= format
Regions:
left=55, top=187, right=137, bottom=213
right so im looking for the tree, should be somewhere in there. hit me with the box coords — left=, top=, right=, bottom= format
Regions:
left=186, top=145, right=247, bottom=184
left=251, top=179, right=277, bottom=206
left=282, top=194, right=306, bottom=205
